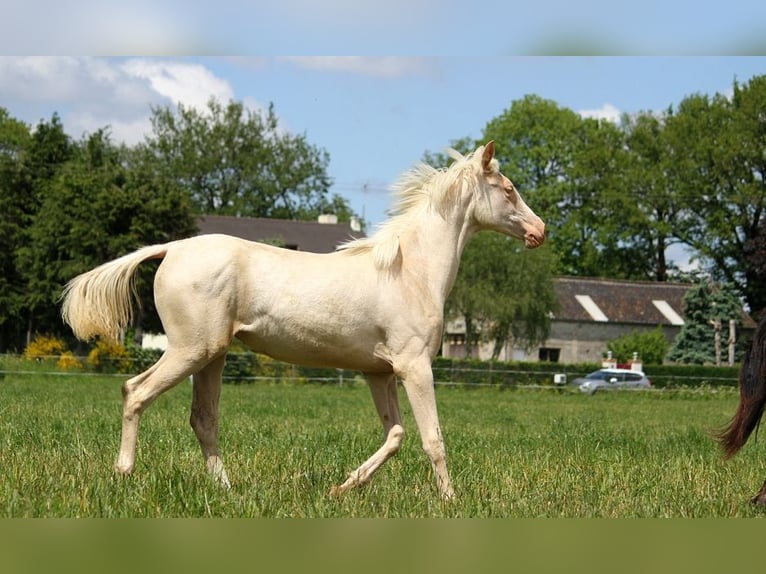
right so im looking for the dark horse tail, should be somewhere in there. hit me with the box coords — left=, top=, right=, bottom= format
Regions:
left=718, top=315, right=766, bottom=458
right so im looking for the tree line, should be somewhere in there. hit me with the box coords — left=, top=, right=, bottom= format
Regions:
left=2, top=75, right=765, bottom=358
left=0, top=100, right=355, bottom=352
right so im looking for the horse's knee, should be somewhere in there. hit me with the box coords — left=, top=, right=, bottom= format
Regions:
left=387, top=425, right=405, bottom=453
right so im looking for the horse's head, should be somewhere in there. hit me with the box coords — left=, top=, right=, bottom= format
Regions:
left=473, top=141, right=546, bottom=249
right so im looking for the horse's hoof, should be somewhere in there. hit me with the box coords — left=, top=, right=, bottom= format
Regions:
left=114, top=463, right=134, bottom=476
left=329, top=485, right=346, bottom=498
left=750, top=481, right=766, bottom=505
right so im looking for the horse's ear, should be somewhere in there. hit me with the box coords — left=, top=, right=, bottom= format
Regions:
left=481, top=141, right=495, bottom=172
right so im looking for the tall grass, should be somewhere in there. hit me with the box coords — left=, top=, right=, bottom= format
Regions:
left=1, top=372, right=763, bottom=517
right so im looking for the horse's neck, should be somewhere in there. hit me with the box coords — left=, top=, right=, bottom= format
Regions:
left=398, top=209, right=474, bottom=308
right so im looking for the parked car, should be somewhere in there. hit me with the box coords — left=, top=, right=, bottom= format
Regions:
left=571, top=368, right=652, bottom=395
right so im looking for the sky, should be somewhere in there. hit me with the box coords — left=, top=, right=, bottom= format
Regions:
left=3, top=1, right=766, bottom=55
left=3, top=56, right=766, bottom=240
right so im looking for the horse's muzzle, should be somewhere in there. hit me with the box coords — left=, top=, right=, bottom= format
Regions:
left=524, top=220, right=546, bottom=249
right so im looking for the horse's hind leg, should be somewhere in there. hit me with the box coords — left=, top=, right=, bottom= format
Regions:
left=331, top=373, right=404, bottom=495
left=115, top=348, right=205, bottom=476
left=190, top=354, right=230, bottom=488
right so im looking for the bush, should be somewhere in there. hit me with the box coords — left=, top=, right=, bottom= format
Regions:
left=430, top=356, right=740, bottom=389
left=606, top=326, right=669, bottom=364
left=56, top=352, right=83, bottom=371
left=87, top=339, right=132, bottom=373
left=23, top=335, right=69, bottom=362
left=126, top=346, right=163, bottom=373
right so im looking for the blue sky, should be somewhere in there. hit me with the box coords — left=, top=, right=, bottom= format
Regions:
left=3, top=56, right=765, bottom=236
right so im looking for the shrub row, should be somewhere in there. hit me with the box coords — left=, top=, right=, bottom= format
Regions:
left=431, top=357, right=740, bottom=389
left=11, top=335, right=742, bottom=388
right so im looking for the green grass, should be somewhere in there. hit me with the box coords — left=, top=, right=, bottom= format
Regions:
left=1, top=372, right=764, bottom=517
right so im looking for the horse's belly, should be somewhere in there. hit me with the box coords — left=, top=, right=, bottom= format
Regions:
left=234, top=324, right=392, bottom=373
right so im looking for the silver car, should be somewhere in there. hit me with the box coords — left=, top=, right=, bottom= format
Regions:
left=572, top=368, right=652, bottom=395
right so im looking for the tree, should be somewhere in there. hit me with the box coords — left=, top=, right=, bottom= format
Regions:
left=145, top=98, right=355, bottom=221
left=667, top=282, right=743, bottom=365
left=0, top=108, right=32, bottom=351
left=621, top=111, right=685, bottom=281
left=664, top=75, right=766, bottom=315
left=0, top=113, right=75, bottom=350
left=481, top=95, right=661, bottom=280
left=18, top=129, right=197, bottom=343
left=446, top=232, right=558, bottom=359
left=555, top=115, right=647, bottom=279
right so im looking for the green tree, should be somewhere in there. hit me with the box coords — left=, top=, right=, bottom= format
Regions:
left=145, top=98, right=356, bottom=221
left=2, top=113, right=75, bottom=350
left=667, top=282, right=743, bottom=365
left=664, top=75, right=766, bottom=315
left=481, top=95, right=656, bottom=280
left=0, top=108, right=32, bottom=351
left=446, top=232, right=558, bottom=359
left=556, top=116, right=644, bottom=279
left=620, top=111, right=685, bottom=281
left=19, top=129, right=197, bottom=342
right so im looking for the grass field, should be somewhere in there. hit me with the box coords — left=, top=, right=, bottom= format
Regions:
left=1, top=371, right=765, bottom=517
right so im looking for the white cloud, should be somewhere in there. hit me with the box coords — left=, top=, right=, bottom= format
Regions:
left=0, top=57, right=245, bottom=145
left=281, top=57, right=434, bottom=78
left=121, top=59, right=235, bottom=111
left=578, top=103, right=621, bottom=123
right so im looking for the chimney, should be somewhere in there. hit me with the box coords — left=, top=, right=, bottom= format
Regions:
left=317, top=214, right=338, bottom=224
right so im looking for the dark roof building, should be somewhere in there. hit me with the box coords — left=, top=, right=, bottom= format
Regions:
left=196, top=214, right=365, bottom=253
left=555, top=276, right=690, bottom=327
left=554, top=276, right=756, bottom=329
left=444, top=276, right=756, bottom=364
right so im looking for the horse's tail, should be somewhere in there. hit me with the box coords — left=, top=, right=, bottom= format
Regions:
left=718, top=315, right=766, bottom=458
left=60, top=243, right=171, bottom=342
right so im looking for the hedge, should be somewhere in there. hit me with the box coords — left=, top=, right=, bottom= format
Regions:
left=6, top=344, right=743, bottom=389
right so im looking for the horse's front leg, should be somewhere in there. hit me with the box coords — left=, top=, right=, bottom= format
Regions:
left=398, top=357, right=454, bottom=500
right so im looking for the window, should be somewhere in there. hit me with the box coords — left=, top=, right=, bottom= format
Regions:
left=446, top=333, right=466, bottom=346
left=538, top=348, right=560, bottom=362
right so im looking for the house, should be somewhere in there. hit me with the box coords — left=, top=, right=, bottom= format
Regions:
left=442, top=276, right=756, bottom=364
left=196, top=214, right=364, bottom=253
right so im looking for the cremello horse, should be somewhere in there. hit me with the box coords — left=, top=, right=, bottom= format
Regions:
left=61, top=142, right=545, bottom=499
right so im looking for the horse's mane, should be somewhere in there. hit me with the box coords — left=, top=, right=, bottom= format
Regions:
left=338, top=144, right=495, bottom=270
